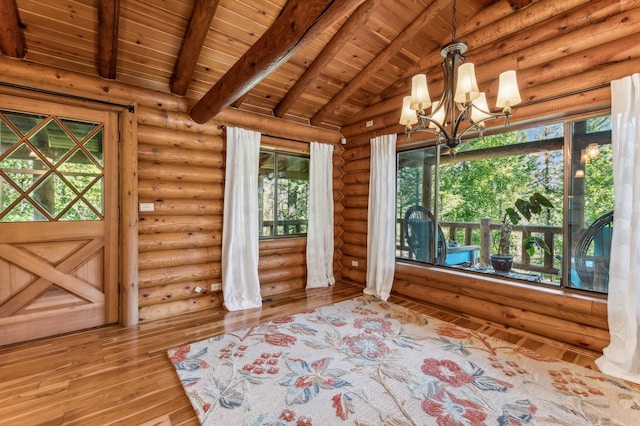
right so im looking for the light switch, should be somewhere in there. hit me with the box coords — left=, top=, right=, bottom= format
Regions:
left=139, top=202, right=155, bottom=212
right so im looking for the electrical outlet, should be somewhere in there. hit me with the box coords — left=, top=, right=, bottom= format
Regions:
left=351, top=260, right=359, bottom=267
left=139, top=202, right=155, bottom=212
left=210, top=283, right=222, bottom=292
left=365, top=120, right=373, bottom=127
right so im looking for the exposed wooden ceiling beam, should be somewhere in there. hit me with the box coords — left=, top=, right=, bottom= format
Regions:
left=273, top=0, right=381, bottom=119
left=97, top=0, right=120, bottom=79
left=171, top=0, right=220, bottom=96
left=0, top=0, right=26, bottom=58
left=189, top=0, right=365, bottom=124
left=310, top=0, right=451, bottom=127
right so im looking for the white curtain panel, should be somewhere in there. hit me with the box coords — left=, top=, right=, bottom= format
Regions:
left=364, top=133, right=397, bottom=301
left=306, top=142, right=336, bottom=288
left=595, top=74, right=640, bottom=384
left=221, top=127, right=262, bottom=311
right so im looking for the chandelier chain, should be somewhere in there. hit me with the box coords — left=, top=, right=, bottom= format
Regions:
left=451, top=0, right=457, bottom=42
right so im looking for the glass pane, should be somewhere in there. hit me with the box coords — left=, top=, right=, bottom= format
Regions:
left=60, top=198, right=100, bottom=221
left=0, top=143, right=50, bottom=191
left=258, top=152, right=275, bottom=237
left=29, top=119, right=75, bottom=165
left=1, top=199, right=46, bottom=222
left=567, top=117, right=613, bottom=293
left=0, top=144, right=49, bottom=191
left=3, top=111, right=45, bottom=136
left=275, top=154, right=308, bottom=235
left=0, top=120, right=21, bottom=155
left=439, top=128, right=563, bottom=283
left=0, top=175, right=22, bottom=212
left=60, top=117, right=98, bottom=141
left=258, top=152, right=310, bottom=237
left=397, top=147, right=441, bottom=264
left=59, top=150, right=101, bottom=192
left=83, top=177, right=104, bottom=215
left=30, top=174, right=76, bottom=218
left=84, top=128, right=103, bottom=165
left=398, top=124, right=564, bottom=283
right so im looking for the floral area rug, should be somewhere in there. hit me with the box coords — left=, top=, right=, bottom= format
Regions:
left=168, top=296, right=640, bottom=425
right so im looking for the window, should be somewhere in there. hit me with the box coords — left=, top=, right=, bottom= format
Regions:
left=258, top=151, right=309, bottom=237
left=0, top=110, right=104, bottom=222
left=396, top=114, right=613, bottom=294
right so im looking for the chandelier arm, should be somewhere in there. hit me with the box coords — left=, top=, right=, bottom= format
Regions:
left=413, top=115, right=453, bottom=141
left=457, top=110, right=513, bottom=139
left=450, top=105, right=469, bottom=139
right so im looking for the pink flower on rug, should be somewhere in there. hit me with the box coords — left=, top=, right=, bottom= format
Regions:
left=265, top=332, right=297, bottom=347
left=422, top=389, right=487, bottom=425
left=273, top=315, right=296, bottom=324
left=280, top=409, right=296, bottom=421
left=277, top=409, right=314, bottom=425
left=421, top=358, right=474, bottom=387
left=168, top=345, right=191, bottom=364
left=353, top=317, right=393, bottom=335
left=296, top=416, right=313, bottom=426
left=343, top=334, right=390, bottom=360
left=549, top=369, right=605, bottom=397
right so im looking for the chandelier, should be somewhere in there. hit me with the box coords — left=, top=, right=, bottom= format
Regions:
left=399, top=0, right=522, bottom=154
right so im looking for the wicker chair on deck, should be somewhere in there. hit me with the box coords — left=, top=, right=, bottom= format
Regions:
left=403, top=205, right=447, bottom=265
left=574, top=210, right=613, bottom=292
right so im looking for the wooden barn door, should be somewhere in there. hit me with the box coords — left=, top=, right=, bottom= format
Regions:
left=0, top=95, right=119, bottom=345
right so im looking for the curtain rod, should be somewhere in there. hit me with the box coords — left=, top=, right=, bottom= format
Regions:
left=219, top=125, right=337, bottom=148
left=0, top=81, right=135, bottom=112
left=514, top=82, right=611, bottom=109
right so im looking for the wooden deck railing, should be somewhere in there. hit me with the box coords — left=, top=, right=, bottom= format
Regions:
left=261, top=220, right=307, bottom=236
left=397, top=218, right=562, bottom=277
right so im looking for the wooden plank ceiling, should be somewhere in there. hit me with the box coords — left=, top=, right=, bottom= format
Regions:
left=1, top=0, right=639, bottom=133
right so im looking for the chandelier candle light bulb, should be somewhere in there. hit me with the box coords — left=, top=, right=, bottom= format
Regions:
left=400, top=96, right=418, bottom=127
left=470, top=93, right=492, bottom=128
left=410, top=74, right=431, bottom=111
left=496, top=70, right=522, bottom=112
left=454, top=63, right=480, bottom=104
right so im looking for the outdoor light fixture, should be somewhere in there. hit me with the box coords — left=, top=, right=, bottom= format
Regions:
left=399, top=0, right=522, bottom=154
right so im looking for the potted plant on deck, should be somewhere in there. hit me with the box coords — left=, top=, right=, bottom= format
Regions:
left=490, top=192, right=554, bottom=273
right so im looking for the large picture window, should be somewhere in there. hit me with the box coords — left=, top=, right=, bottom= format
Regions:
left=396, top=114, right=612, bottom=294
left=258, top=151, right=309, bottom=237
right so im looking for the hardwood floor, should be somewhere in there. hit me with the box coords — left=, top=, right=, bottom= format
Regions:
left=0, top=283, right=614, bottom=425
